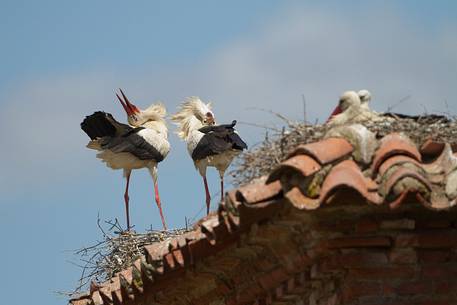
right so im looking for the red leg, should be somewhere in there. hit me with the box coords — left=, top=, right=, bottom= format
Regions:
left=220, top=175, right=224, bottom=203
left=203, top=176, right=211, bottom=215
left=124, top=172, right=131, bottom=231
left=154, top=181, right=168, bottom=230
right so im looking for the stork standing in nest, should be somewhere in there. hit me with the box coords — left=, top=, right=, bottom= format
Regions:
left=81, top=90, right=170, bottom=230
left=171, top=97, right=247, bottom=214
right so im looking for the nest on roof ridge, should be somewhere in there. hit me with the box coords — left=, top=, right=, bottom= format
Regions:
left=232, top=113, right=457, bottom=186
left=69, top=219, right=189, bottom=295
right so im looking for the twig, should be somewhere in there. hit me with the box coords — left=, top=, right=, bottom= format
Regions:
left=237, top=121, right=282, bottom=132
left=302, top=94, right=307, bottom=123
left=245, top=107, right=293, bottom=125
left=386, top=95, right=411, bottom=112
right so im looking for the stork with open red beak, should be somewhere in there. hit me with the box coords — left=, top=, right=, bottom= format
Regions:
left=80, top=89, right=170, bottom=230
left=326, top=90, right=379, bottom=125
left=171, top=97, right=247, bottom=214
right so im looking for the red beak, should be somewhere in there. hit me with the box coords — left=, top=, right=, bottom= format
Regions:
left=116, top=89, right=140, bottom=116
left=326, top=105, right=342, bottom=123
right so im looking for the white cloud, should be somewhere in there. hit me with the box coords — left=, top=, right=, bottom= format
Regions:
left=1, top=2, right=456, bottom=196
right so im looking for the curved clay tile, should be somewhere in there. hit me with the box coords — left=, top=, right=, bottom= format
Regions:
left=378, top=155, right=422, bottom=177
left=267, top=154, right=321, bottom=183
left=236, top=180, right=282, bottom=205
left=284, top=186, right=320, bottom=210
left=420, top=139, right=446, bottom=157
left=286, top=137, right=353, bottom=165
left=422, top=143, right=457, bottom=175
left=324, top=124, right=378, bottom=165
left=382, top=167, right=432, bottom=208
left=319, top=160, right=382, bottom=205
left=413, top=191, right=454, bottom=210
left=372, top=133, right=422, bottom=177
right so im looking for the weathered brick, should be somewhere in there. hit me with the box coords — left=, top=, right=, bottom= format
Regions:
left=356, top=219, right=379, bottom=233
left=418, top=250, right=451, bottom=263
left=395, top=234, right=419, bottom=247
left=327, top=236, right=391, bottom=249
left=321, top=293, right=339, bottom=305
left=357, top=296, right=398, bottom=305
left=435, top=281, right=450, bottom=294
left=342, top=281, right=381, bottom=302
left=417, top=232, right=457, bottom=248
left=395, top=232, right=457, bottom=248
left=416, top=219, right=452, bottom=229
left=381, top=282, right=396, bottom=296
left=332, top=251, right=388, bottom=267
left=389, top=248, right=417, bottom=264
left=257, top=267, right=289, bottom=290
left=348, top=266, right=416, bottom=279
left=395, top=281, right=429, bottom=295
left=421, top=265, right=457, bottom=278
left=413, top=300, right=457, bottom=305
left=380, top=219, right=415, bottom=230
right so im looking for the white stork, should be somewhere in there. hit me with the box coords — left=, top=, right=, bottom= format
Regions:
left=171, top=97, right=247, bottom=214
left=80, top=89, right=170, bottom=230
left=358, top=89, right=372, bottom=111
left=327, top=90, right=380, bottom=125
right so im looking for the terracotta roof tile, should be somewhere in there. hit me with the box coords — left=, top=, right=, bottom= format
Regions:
left=378, top=155, right=421, bottom=177
left=70, top=124, right=457, bottom=305
left=420, top=139, right=446, bottom=157
left=422, top=143, right=457, bottom=175
left=319, top=160, right=382, bottom=205
left=286, top=137, right=353, bottom=165
left=383, top=167, right=432, bottom=198
left=284, top=187, right=320, bottom=210
left=267, top=155, right=321, bottom=183
left=236, top=180, right=282, bottom=205
left=372, top=133, right=422, bottom=176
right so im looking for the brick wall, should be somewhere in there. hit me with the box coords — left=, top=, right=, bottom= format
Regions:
left=80, top=202, right=457, bottom=305
left=305, top=212, right=457, bottom=305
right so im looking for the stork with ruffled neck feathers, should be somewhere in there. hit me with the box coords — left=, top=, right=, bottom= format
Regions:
left=80, top=89, right=170, bottom=230
left=171, top=97, right=247, bottom=214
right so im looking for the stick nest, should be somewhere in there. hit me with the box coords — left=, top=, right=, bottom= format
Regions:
left=70, top=219, right=189, bottom=294
left=232, top=114, right=457, bottom=186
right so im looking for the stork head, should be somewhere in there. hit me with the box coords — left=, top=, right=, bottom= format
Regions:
left=358, top=89, right=372, bottom=109
left=116, top=89, right=142, bottom=126
left=171, top=97, right=215, bottom=139
left=326, top=91, right=361, bottom=123
left=116, top=89, right=167, bottom=126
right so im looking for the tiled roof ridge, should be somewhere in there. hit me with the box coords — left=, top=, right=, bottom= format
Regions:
left=70, top=124, right=457, bottom=305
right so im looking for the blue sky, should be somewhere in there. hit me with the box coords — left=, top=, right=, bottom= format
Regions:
left=1, top=1, right=456, bottom=304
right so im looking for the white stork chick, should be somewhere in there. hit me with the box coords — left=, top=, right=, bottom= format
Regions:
left=327, top=90, right=380, bottom=125
left=81, top=89, right=170, bottom=230
left=358, top=89, right=372, bottom=111
left=171, top=97, right=247, bottom=214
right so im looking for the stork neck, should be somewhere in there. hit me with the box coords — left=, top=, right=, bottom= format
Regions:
left=142, top=120, right=168, bottom=136
left=181, top=116, right=204, bottom=138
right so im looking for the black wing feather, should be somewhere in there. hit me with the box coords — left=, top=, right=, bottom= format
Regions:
left=228, top=132, right=248, bottom=150
left=100, top=130, right=164, bottom=162
left=81, top=111, right=131, bottom=140
left=192, top=134, right=233, bottom=160
left=192, top=120, right=248, bottom=161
